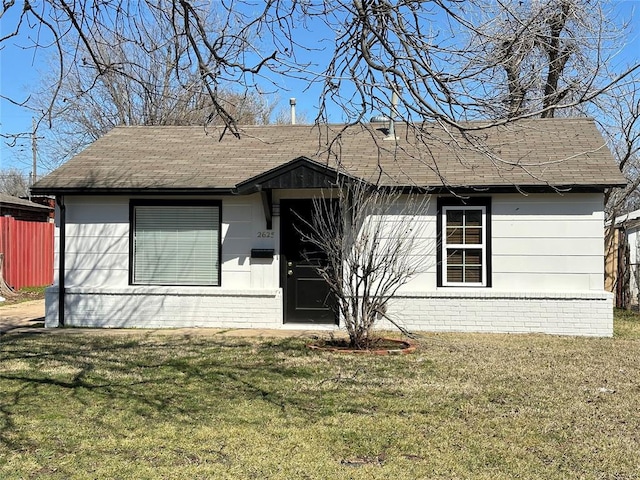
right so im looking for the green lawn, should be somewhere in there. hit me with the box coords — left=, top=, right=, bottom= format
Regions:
left=1, top=313, right=639, bottom=479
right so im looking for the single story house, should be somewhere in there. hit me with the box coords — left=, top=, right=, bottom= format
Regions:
left=31, top=117, right=625, bottom=336
left=605, top=209, right=640, bottom=309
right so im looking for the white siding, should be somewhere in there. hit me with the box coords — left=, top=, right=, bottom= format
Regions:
left=220, top=195, right=280, bottom=289
left=58, top=194, right=281, bottom=291
left=626, top=225, right=640, bottom=305
left=220, top=199, right=252, bottom=287
left=383, top=198, right=438, bottom=293
left=64, top=197, right=130, bottom=287
left=492, top=237, right=601, bottom=255
left=491, top=193, right=604, bottom=292
left=45, top=191, right=611, bottom=335
left=47, top=194, right=284, bottom=327
left=398, top=192, right=605, bottom=293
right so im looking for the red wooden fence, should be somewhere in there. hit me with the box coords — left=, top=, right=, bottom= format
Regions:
left=0, top=217, right=54, bottom=290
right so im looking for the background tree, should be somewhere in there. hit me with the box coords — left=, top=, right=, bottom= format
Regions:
left=9, top=0, right=632, bottom=207
left=598, top=82, right=640, bottom=218
left=467, top=0, right=627, bottom=119
left=1, top=0, right=636, bottom=345
left=31, top=29, right=276, bottom=170
left=464, top=0, right=640, bottom=217
left=0, top=169, right=30, bottom=197
left=2, top=1, right=637, bottom=137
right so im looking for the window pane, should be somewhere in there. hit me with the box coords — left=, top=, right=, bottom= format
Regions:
left=441, top=204, right=488, bottom=286
left=465, top=249, right=482, bottom=265
left=134, top=205, right=219, bottom=285
left=447, top=227, right=463, bottom=244
left=447, top=249, right=463, bottom=264
left=465, top=210, right=482, bottom=226
left=447, top=265, right=463, bottom=283
left=465, top=228, right=482, bottom=244
left=446, top=210, right=463, bottom=226
left=465, top=266, right=482, bottom=283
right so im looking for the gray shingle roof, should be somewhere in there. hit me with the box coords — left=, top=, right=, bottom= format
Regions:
left=32, top=117, right=626, bottom=193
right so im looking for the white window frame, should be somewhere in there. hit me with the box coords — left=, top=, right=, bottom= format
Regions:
left=130, top=201, right=221, bottom=286
left=441, top=205, right=487, bottom=287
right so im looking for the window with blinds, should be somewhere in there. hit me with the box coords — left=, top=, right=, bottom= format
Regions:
left=438, top=198, right=490, bottom=287
left=131, top=203, right=221, bottom=286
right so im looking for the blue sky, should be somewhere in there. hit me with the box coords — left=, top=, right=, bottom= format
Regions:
left=0, top=2, right=338, bottom=176
left=1, top=1, right=639, bottom=177
left=0, top=4, right=45, bottom=174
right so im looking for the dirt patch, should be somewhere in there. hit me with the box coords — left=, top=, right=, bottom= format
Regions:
left=1, top=288, right=46, bottom=306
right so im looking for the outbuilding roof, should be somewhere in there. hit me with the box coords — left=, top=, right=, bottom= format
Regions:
left=31, top=117, right=626, bottom=194
left=0, top=193, right=52, bottom=210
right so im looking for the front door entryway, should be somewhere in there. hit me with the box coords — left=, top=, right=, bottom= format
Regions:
left=280, top=199, right=337, bottom=324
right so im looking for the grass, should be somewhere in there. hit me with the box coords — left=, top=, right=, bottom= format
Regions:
left=614, top=307, right=640, bottom=339
left=0, top=314, right=639, bottom=479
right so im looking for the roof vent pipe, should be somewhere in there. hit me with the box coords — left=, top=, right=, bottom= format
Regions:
left=289, top=98, right=297, bottom=125
left=370, top=115, right=389, bottom=124
left=386, top=88, right=399, bottom=140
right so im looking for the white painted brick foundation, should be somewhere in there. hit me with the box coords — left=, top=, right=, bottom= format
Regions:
left=382, top=291, right=614, bottom=337
left=45, top=288, right=613, bottom=336
left=45, top=287, right=283, bottom=329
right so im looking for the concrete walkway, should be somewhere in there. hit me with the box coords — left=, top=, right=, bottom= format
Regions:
left=0, top=299, right=340, bottom=339
left=0, top=299, right=45, bottom=333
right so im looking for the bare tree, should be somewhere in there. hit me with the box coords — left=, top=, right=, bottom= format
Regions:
left=0, top=169, right=30, bottom=197
left=301, top=177, right=432, bottom=348
left=3, top=1, right=638, bottom=139
left=464, top=0, right=635, bottom=119
left=3, top=0, right=638, bottom=216
left=273, top=106, right=310, bottom=126
left=600, top=82, right=640, bottom=218
left=460, top=0, right=639, bottom=219
left=31, top=29, right=276, bottom=170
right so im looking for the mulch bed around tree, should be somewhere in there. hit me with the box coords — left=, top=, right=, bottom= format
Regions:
left=307, top=337, right=416, bottom=355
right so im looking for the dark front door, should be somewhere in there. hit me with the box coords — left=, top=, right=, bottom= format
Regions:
left=280, top=199, right=337, bottom=324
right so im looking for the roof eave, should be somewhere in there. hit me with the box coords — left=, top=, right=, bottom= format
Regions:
left=31, top=182, right=624, bottom=196
left=425, top=183, right=626, bottom=194
left=30, top=186, right=237, bottom=196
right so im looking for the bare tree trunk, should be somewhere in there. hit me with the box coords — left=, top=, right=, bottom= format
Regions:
left=616, top=230, right=630, bottom=309
left=540, top=0, right=572, bottom=118
left=0, top=254, right=17, bottom=298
